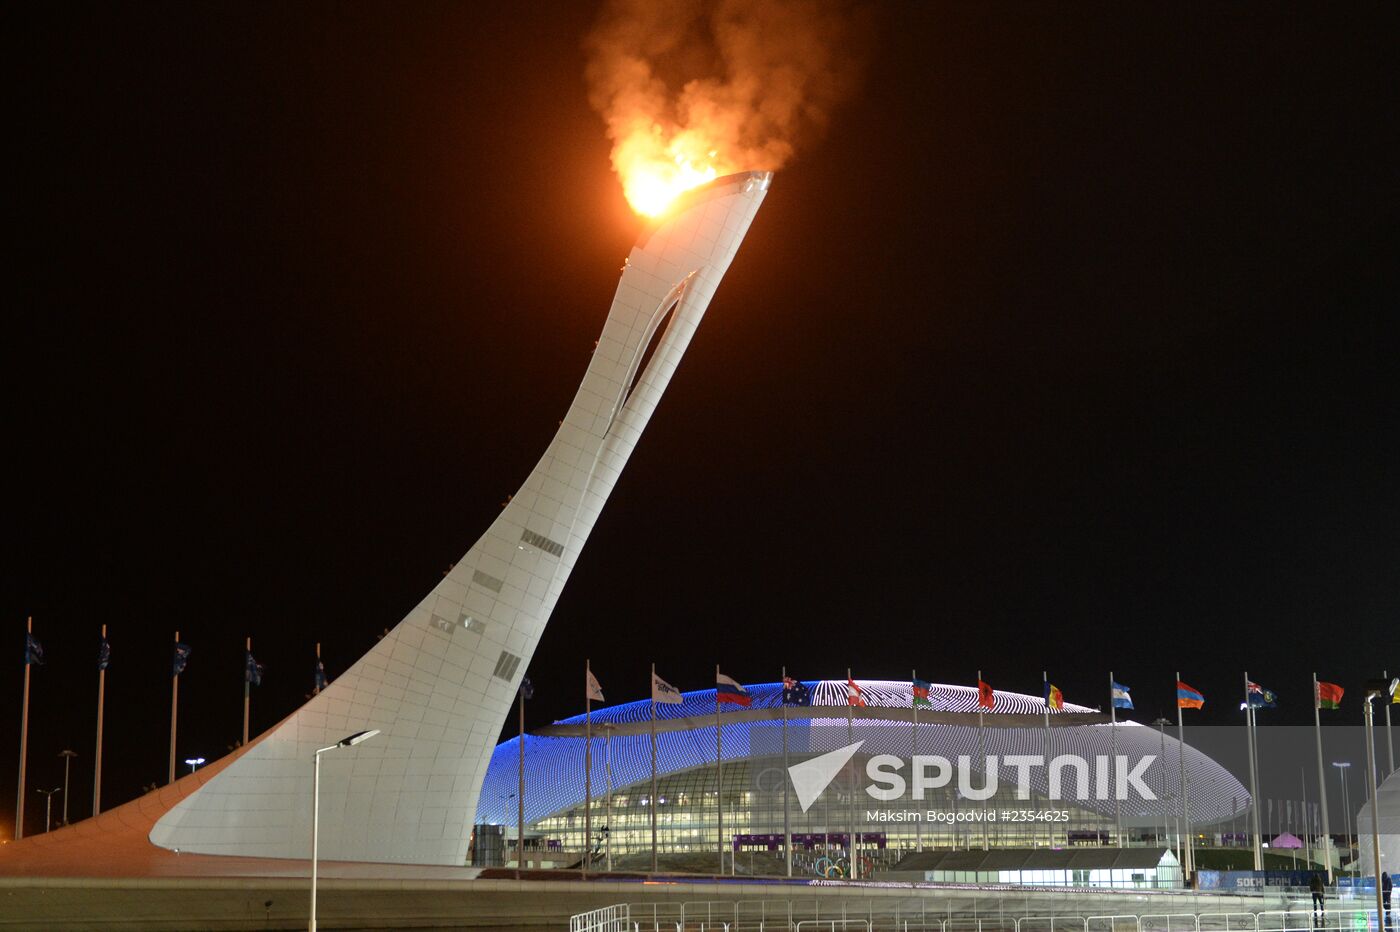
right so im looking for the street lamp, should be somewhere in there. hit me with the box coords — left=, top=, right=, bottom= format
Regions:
left=36, top=787, right=61, bottom=833
left=310, top=729, right=380, bottom=932
left=1331, top=761, right=1352, bottom=861
left=184, top=757, right=206, bottom=774
left=1361, top=677, right=1398, bottom=927
left=1152, top=718, right=1172, bottom=849
left=58, top=751, right=77, bottom=827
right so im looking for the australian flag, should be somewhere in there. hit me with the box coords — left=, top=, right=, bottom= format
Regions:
left=782, top=676, right=811, bottom=706
left=98, top=636, right=111, bottom=671
left=314, top=657, right=328, bottom=692
left=24, top=632, right=44, bottom=666
left=172, top=641, right=192, bottom=677
left=245, top=651, right=264, bottom=687
left=1246, top=681, right=1277, bottom=709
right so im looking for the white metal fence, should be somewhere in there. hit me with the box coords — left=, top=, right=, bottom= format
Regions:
left=572, top=902, right=1390, bottom=932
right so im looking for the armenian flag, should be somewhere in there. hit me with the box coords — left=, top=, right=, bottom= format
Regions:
left=1177, top=681, right=1205, bottom=709
left=913, top=678, right=933, bottom=708
left=1316, top=681, right=1343, bottom=710
left=1044, top=682, right=1064, bottom=710
left=978, top=679, right=995, bottom=709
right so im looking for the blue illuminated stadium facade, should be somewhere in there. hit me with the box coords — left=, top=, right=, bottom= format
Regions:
left=476, top=680, right=1249, bottom=862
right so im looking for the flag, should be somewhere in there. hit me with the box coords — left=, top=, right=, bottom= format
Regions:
left=98, top=636, right=110, bottom=671
left=1044, top=682, right=1064, bottom=711
left=847, top=676, right=865, bottom=706
left=912, top=678, right=933, bottom=708
left=172, top=642, right=192, bottom=677
left=519, top=676, right=534, bottom=700
left=1246, top=681, right=1277, bottom=709
left=1177, top=681, right=1204, bottom=709
left=586, top=668, right=605, bottom=702
left=782, top=676, right=811, bottom=707
left=245, top=651, right=264, bottom=687
left=24, top=632, right=44, bottom=666
left=716, top=672, right=750, bottom=707
left=651, top=671, right=682, bottom=704
left=1111, top=681, right=1133, bottom=710
left=1393, top=680, right=1399, bottom=704
left=977, top=679, right=995, bottom=709
left=314, top=658, right=328, bottom=692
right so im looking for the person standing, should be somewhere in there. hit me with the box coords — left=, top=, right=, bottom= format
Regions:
left=1382, top=871, right=1393, bottom=932
left=1310, top=872, right=1326, bottom=924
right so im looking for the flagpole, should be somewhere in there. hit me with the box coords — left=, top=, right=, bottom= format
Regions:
left=314, top=642, right=322, bottom=695
left=517, top=685, right=525, bottom=871
left=168, top=630, right=180, bottom=785
left=1244, top=671, right=1263, bottom=869
left=1042, top=671, right=1051, bottom=849
left=604, top=723, right=613, bottom=872
left=1176, top=671, right=1193, bottom=879
left=650, top=662, right=658, bottom=874
left=1110, top=670, right=1122, bottom=847
left=584, top=658, right=592, bottom=878
left=1299, top=768, right=1310, bottom=869
left=847, top=667, right=858, bottom=880
left=94, top=623, right=107, bottom=816
left=782, top=665, right=791, bottom=877
left=243, top=636, right=252, bottom=747
left=715, top=663, right=723, bottom=876
left=977, top=669, right=988, bottom=851
left=1313, top=672, right=1333, bottom=882
left=913, top=668, right=922, bottom=854
left=1384, top=669, right=1394, bottom=776
left=16, top=617, right=33, bottom=840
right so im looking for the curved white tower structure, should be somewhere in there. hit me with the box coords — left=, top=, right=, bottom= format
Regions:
left=145, top=172, right=772, bottom=864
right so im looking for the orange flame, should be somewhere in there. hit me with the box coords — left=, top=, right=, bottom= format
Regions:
left=615, top=125, right=726, bottom=217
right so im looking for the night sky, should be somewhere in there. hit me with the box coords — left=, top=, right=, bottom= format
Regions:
left=7, top=3, right=1397, bottom=833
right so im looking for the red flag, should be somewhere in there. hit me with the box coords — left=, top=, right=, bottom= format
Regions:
left=846, top=676, right=865, bottom=707
left=978, top=679, right=995, bottom=709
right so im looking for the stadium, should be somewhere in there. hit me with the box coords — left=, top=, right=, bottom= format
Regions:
left=475, top=679, right=1250, bottom=876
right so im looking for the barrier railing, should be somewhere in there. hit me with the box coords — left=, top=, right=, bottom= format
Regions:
left=572, top=901, right=1374, bottom=932
left=571, top=903, right=632, bottom=932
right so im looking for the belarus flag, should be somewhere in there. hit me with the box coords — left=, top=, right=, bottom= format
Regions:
left=716, top=672, right=751, bottom=707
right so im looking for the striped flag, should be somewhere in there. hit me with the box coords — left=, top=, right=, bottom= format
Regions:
left=847, top=676, right=865, bottom=707
left=1111, top=681, right=1133, bottom=710
left=1177, top=681, right=1204, bottom=709
left=716, top=672, right=750, bottom=707
left=1044, top=682, right=1064, bottom=711
left=912, top=678, right=933, bottom=708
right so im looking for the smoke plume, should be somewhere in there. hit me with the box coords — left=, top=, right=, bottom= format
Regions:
left=585, top=0, right=869, bottom=213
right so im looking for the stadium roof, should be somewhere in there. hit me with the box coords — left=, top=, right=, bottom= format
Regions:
left=477, top=680, right=1250, bottom=827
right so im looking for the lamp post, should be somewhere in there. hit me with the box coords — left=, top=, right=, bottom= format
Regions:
left=184, top=757, right=206, bottom=775
left=36, top=787, right=61, bottom=833
left=310, top=729, right=379, bottom=932
left=1332, top=761, right=1352, bottom=865
left=1153, top=717, right=1171, bottom=849
left=1362, top=677, right=1398, bottom=927
left=58, top=750, right=77, bottom=827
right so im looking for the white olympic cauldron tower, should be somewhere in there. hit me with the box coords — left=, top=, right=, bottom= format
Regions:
left=149, top=172, right=773, bottom=864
